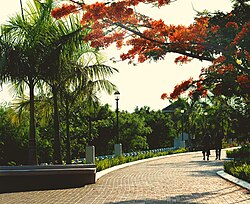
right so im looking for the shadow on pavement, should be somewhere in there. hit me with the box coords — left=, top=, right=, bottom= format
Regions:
left=108, top=199, right=200, bottom=204
left=187, top=159, right=226, bottom=177
left=107, top=186, right=250, bottom=204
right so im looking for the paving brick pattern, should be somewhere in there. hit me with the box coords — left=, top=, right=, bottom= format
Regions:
left=1, top=150, right=249, bottom=204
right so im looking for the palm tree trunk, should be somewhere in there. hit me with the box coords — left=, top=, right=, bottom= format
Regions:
left=52, top=85, right=62, bottom=164
left=65, top=97, right=71, bottom=164
left=28, top=78, right=37, bottom=165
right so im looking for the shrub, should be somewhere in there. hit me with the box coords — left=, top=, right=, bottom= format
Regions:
left=224, top=161, right=250, bottom=183
left=226, top=145, right=250, bottom=159
left=224, top=145, right=250, bottom=183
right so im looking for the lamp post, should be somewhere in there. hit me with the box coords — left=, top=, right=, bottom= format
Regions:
left=204, top=112, right=208, bottom=131
left=114, top=91, right=120, bottom=143
left=181, top=109, right=184, bottom=141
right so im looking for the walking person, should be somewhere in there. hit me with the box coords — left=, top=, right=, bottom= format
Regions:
left=202, top=131, right=211, bottom=160
left=215, top=132, right=223, bottom=160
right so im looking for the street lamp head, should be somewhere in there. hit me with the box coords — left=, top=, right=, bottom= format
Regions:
left=181, top=109, right=184, bottom=114
left=114, top=91, right=120, bottom=100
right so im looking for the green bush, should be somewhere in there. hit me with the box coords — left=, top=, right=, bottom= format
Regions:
left=226, top=145, right=250, bottom=159
left=96, top=148, right=187, bottom=172
left=224, top=161, right=250, bottom=183
left=224, top=145, right=250, bottom=183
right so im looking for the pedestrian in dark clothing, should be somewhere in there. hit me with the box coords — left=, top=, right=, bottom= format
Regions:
left=215, top=133, right=223, bottom=160
left=202, top=132, right=211, bottom=160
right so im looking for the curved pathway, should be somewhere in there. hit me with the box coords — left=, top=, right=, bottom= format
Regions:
left=0, top=150, right=249, bottom=204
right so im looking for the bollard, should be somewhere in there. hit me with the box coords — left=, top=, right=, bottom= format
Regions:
left=114, top=143, right=122, bottom=157
left=86, top=146, right=95, bottom=164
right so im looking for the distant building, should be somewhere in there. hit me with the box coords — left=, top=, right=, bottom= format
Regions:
left=162, top=103, right=179, bottom=113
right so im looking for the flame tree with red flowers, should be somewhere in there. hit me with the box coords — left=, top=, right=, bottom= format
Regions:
left=51, top=0, right=249, bottom=103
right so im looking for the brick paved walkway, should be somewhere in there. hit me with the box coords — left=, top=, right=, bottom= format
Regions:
left=0, top=150, right=249, bottom=204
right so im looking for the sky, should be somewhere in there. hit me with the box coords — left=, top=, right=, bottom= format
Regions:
left=0, top=0, right=233, bottom=112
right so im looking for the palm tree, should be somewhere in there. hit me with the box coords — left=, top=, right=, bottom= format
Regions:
left=0, top=0, right=83, bottom=164
left=38, top=14, right=92, bottom=164
left=0, top=0, right=56, bottom=164
left=1, top=0, right=118, bottom=164
left=59, top=50, right=117, bottom=163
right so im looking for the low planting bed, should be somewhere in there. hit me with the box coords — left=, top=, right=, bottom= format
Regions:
left=0, top=164, right=96, bottom=193
left=225, top=145, right=250, bottom=183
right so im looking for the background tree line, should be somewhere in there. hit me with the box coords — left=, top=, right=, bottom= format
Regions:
left=0, top=102, right=175, bottom=165
left=1, top=93, right=248, bottom=166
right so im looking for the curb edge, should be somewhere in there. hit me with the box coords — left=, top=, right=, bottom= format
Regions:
left=217, top=170, right=250, bottom=191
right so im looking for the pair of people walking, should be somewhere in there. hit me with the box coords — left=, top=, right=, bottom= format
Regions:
left=202, top=131, right=223, bottom=160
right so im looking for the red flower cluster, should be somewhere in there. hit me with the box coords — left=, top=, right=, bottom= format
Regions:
left=174, top=55, right=191, bottom=64
left=213, top=55, right=226, bottom=65
left=161, top=93, right=168, bottom=100
left=187, top=81, right=207, bottom=99
left=210, top=25, right=220, bottom=33
left=231, top=21, right=250, bottom=46
left=169, top=78, right=193, bottom=99
left=226, top=22, right=239, bottom=29
left=217, top=64, right=234, bottom=74
left=237, top=75, right=250, bottom=88
left=51, top=4, right=78, bottom=19
left=197, top=82, right=208, bottom=97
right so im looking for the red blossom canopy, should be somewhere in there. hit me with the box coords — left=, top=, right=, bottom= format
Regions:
left=51, top=0, right=250, bottom=100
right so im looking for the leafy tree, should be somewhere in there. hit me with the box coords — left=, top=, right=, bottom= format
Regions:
left=135, top=106, right=175, bottom=148
left=119, top=111, right=152, bottom=152
left=0, top=106, right=28, bottom=165
left=52, top=0, right=249, bottom=101
left=0, top=104, right=54, bottom=165
left=87, top=104, right=152, bottom=154
left=74, top=103, right=115, bottom=156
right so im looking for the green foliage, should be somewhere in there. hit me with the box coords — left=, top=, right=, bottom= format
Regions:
left=118, top=111, right=152, bottom=152
left=224, top=160, right=250, bottom=183
left=226, top=145, right=250, bottom=159
left=131, top=135, right=149, bottom=151
left=134, top=106, right=175, bottom=149
left=224, top=145, right=250, bottom=182
left=0, top=105, right=55, bottom=165
left=167, top=96, right=248, bottom=151
left=0, top=106, right=29, bottom=165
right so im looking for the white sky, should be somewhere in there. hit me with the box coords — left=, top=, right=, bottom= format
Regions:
left=0, top=0, right=233, bottom=112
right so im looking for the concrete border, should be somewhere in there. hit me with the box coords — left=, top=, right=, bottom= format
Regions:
left=0, top=164, right=96, bottom=193
left=217, top=170, right=250, bottom=191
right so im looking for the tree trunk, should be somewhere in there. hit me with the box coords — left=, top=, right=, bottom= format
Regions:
left=65, top=97, right=71, bottom=164
left=52, top=85, right=62, bottom=164
left=28, top=79, right=37, bottom=165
